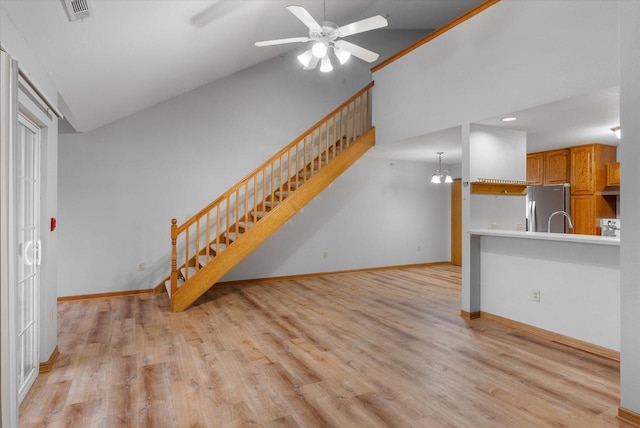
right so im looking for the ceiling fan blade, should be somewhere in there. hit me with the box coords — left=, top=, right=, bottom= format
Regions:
left=304, top=56, right=320, bottom=70
left=337, top=15, right=388, bottom=37
left=334, top=40, right=380, bottom=63
left=286, top=5, right=322, bottom=32
left=255, top=37, right=311, bottom=47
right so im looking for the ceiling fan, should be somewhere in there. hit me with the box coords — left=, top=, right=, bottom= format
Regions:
left=255, top=5, right=388, bottom=72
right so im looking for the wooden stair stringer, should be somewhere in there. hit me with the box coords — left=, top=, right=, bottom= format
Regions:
left=170, top=127, right=375, bottom=311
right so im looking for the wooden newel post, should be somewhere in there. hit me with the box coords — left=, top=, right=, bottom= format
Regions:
left=170, top=218, right=178, bottom=296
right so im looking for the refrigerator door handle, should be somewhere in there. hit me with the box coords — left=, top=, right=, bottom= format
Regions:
left=531, top=201, right=537, bottom=232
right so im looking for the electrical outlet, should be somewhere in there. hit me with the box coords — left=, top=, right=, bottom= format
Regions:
left=323, top=251, right=328, bottom=259
left=491, top=223, right=497, bottom=230
left=138, top=263, right=145, bottom=271
left=532, top=290, right=541, bottom=302
left=516, top=223, right=524, bottom=231
left=417, top=245, right=422, bottom=252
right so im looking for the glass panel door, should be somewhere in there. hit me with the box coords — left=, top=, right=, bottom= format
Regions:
left=16, top=114, right=40, bottom=403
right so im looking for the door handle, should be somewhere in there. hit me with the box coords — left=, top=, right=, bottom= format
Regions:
left=24, top=240, right=33, bottom=266
left=36, top=239, right=42, bottom=266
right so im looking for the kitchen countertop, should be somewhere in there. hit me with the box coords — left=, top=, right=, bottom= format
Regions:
left=468, top=228, right=620, bottom=246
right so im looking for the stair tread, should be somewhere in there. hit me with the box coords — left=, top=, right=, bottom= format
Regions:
left=210, top=242, right=227, bottom=252
left=180, top=266, right=197, bottom=280
left=199, top=255, right=212, bottom=266
left=225, top=232, right=242, bottom=242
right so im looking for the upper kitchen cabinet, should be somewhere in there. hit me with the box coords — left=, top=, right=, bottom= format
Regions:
left=544, top=149, right=570, bottom=184
left=526, top=152, right=544, bottom=185
left=607, top=162, right=621, bottom=186
left=527, top=149, right=570, bottom=185
left=570, top=144, right=617, bottom=195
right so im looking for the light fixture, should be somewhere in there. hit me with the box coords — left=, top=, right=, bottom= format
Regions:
left=312, top=42, right=328, bottom=58
left=334, top=46, right=351, bottom=65
left=611, top=125, right=621, bottom=139
left=431, top=152, right=453, bottom=184
left=297, top=49, right=314, bottom=68
left=501, top=116, right=517, bottom=122
left=320, top=56, right=333, bottom=73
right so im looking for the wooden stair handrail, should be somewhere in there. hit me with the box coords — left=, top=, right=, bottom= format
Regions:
left=167, top=82, right=374, bottom=302
left=174, top=81, right=374, bottom=234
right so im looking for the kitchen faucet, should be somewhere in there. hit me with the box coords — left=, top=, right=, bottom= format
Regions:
left=548, top=210, right=574, bottom=233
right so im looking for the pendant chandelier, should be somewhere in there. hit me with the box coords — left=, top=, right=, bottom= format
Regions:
left=431, top=152, right=453, bottom=184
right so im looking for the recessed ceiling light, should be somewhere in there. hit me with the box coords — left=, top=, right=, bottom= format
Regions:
left=501, top=117, right=517, bottom=122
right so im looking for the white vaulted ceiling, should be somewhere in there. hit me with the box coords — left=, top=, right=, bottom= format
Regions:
left=1, top=0, right=484, bottom=132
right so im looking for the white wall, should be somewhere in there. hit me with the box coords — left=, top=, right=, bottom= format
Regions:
left=479, top=236, right=620, bottom=350
left=372, top=0, right=619, bottom=145
left=470, top=124, right=526, bottom=231
left=58, top=30, right=442, bottom=296
left=222, top=157, right=450, bottom=281
left=619, top=0, right=640, bottom=416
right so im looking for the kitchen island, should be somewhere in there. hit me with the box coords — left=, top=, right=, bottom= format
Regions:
left=467, top=229, right=620, bottom=355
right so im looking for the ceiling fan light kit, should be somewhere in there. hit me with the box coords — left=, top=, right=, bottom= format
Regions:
left=255, top=4, right=388, bottom=72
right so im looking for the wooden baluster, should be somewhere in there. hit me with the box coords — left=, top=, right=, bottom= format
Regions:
left=287, top=148, right=292, bottom=193
left=332, top=113, right=337, bottom=160
left=295, top=141, right=299, bottom=185
left=340, top=108, right=344, bottom=151
left=269, top=162, right=274, bottom=206
left=235, top=189, right=240, bottom=235
left=346, top=104, right=351, bottom=146
left=278, top=157, right=283, bottom=201
left=184, top=225, right=190, bottom=280
left=216, top=204, right=220, bottom=254
left=253, top=176, right=257, bottom=222
left=352, top=100, right=356, bottom=143
left=170, top=218, right=178, bottom=296
left=324, top=121, right=329, bottom=167
left=226, top=197, right=230, bottom=244
left=244, top=181, right=249, bottom=228
left=205, top=212, right=210, bottom=264
left=303, top=136, right=308, bottom=182
left=359, top=95, right=364, bottom=137
left=195, top=218, right=201, bottom=271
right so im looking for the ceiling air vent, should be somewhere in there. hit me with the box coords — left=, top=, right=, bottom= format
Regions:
left=62, top=0, right=94, bottom=22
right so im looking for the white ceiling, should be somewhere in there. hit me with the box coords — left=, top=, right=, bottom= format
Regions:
left=1, top=0, right=484, bottom=132
left=368, top=86, right=621, bottom=164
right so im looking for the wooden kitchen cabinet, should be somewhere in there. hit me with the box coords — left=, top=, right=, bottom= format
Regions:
left=571, top=195, right=616, bottom=235
left=570, top=144, right=617, bottom=195
left=570, top=196, right=597, bottom=235
left=527, top=152, right=544, bottom=185
left=569, top=144, right=617, bottom=235
left=527, top=149, right=569, bottom=185
left=607, top=162, right=620, bottom=186
left=544, top=149, right=569, bottom=184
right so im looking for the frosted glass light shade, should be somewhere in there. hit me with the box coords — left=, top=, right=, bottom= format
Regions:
left=320, top=56, right=333, bottom=73
left=444, top=174, right=453, bottom=184
left=334, top=47, right=351, bottom=65
left=431, top=174, right=441, bottom=184
left=312, top=42, right=328, bottom=58
left=297, top=49, right=314, bottom=68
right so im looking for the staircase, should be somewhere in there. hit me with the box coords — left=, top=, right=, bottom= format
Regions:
left=158, top=82, right=375, bottom=311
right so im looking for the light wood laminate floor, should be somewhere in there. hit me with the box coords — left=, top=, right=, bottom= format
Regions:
left=20, top=264, right=631, bottom=427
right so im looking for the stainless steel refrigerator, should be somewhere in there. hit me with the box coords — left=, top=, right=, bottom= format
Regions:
left=526, top=184, right=571, bottom=232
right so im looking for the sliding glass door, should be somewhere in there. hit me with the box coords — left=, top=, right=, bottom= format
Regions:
left=15, top=114, right=41, bottom=403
